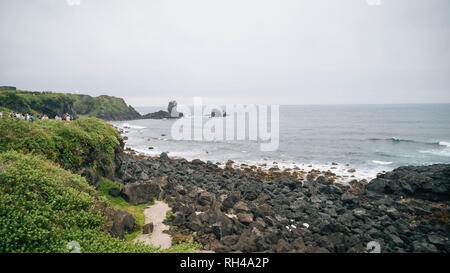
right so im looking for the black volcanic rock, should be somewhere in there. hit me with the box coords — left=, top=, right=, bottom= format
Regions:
left=366, top=164, right=450, bottom=201
left=141, top=110, right=170, bottom=119
left=116, top=154, right=449, bottom=253
left=110, top=209, right=135, bottom=239
left=121, top=181, right=162, bottom=205
left=141, top=100, right=183, bottom=119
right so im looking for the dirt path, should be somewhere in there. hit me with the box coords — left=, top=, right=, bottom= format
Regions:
left=134, top=201, right=172, bottom=250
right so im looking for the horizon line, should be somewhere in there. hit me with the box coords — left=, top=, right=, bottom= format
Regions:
left=133, top=102, right=450, bottom=108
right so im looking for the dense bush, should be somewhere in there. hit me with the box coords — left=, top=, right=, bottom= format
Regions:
left=0, top=89, right=75, bottom=117
left=0, top=117, right=123, bottom=177
left=72, top=94, right=141, bottom=120
left=0, top=151, right=200, bottom=253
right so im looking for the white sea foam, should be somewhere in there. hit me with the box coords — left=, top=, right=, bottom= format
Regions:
left=420, top=149, right=450, bottom=157
left=439, top=141, right=450, bottom=147
left=372, top=160, right=393, bottom=165
left=419, top=141, right=450, bottom=157
left=122, top=123, right=146, bottom=129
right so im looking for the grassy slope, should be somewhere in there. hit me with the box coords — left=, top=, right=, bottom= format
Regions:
left=0, top=89, right=141, bottom=120
left=0, top=117, right=121, bottom=177
left=0, top=151, right=199, bottom=253
left=0, top=89, right=75, bottom=117
left=0, top=118, right=200, bottom=253
left=72, top=94, right=140, bottom=120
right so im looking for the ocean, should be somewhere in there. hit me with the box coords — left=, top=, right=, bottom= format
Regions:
left=112, top=104, right=450, bottom=182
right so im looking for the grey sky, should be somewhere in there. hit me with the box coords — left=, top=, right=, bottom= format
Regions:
left=0, top=0, right=449, bottom=106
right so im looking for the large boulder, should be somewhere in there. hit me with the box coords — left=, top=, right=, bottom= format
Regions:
left=222, top=191, right=241, bottom=209
left=143, top=223, right=154, bottom=234
left=198, top=191, right=216, bottom=207
left=121, top=179, right=166, bottom=205
left=160, top=152, right=170, bottom=161
left=366, top=164, right=450, bottom=201
left=110, top=209, right=135, bottom=239
left=95, top=201, right=136, bottom=240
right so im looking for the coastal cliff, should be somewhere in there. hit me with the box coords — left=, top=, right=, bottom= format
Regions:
left=0, top=88, right=141, bottom=121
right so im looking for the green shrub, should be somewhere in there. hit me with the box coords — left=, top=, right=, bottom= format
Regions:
left=0, top=89, right=74, bottom=117
left=0, top=117, right=122, bottom=176
left=0, top=151, right=200, bottom=253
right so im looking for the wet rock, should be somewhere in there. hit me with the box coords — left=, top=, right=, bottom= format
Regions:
left=316, top=176, right=328, bottom=184
left=160, top=152, right=170, bottom=161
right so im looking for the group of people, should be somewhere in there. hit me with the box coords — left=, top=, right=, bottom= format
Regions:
left=0, top=111, right=72, bottom=122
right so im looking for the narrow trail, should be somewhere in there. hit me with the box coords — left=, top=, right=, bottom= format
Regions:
left=134, top=201, right=172, bottom=250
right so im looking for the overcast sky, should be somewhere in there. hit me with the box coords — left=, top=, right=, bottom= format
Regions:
left=0, top=0, right=449, bottom=106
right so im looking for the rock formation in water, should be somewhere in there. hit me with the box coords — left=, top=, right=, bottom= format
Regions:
left=141, top=100, right=183, bottom=119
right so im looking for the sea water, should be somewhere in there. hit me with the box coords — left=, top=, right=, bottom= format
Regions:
left=112, top=104, right=450, bottom=181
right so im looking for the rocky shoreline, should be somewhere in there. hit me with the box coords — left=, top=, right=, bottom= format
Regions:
left=113, top=149, right=449, bottom=253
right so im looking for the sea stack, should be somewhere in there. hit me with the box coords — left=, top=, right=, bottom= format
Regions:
left=168, top=100, right=179, bottom=118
